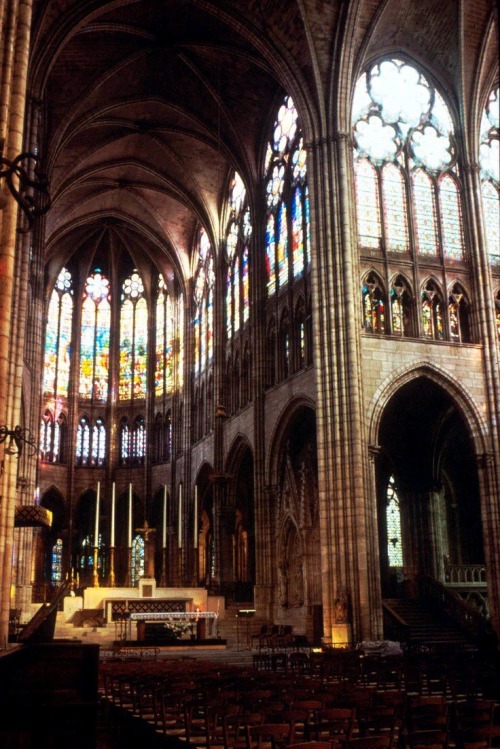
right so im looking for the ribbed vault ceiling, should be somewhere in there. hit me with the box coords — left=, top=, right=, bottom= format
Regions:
left=30, top=0, right=498, bottom=285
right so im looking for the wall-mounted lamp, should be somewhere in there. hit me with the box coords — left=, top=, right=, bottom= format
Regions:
left=0, top=137, right=50, bottom=232
left=0, top=425, right=37, bottom=457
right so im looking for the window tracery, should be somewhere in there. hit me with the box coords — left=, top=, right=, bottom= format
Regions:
left=353, top=58, right=471, bottom=343
left=448, top=283, right=471, bottom=343
left=76, top=416, right=105, bottom=466
left=479, top=86, right=499, bottom=264
left=119, top=270, right=147, bottom=401
left=264, top=96, right=310, bottom=296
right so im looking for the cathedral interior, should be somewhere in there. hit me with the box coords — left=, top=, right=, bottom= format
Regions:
left=0, top=0, right=499, bottom=661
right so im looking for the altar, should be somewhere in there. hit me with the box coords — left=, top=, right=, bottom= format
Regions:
left=131, top=611, right=218, bottom=642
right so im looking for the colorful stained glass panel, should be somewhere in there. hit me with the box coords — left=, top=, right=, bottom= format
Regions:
left=355, top=159, right=381, bottom=249
left=439, top=175, right=464, bottom=260
left=382, top=163, right=408, bottom=252
left=413, top=170, right=438, bottom=256
left=292, top=187, right=304, bottom=278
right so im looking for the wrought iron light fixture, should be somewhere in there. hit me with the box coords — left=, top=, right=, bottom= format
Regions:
left=0, top=425, right=37, bottom=456
left=0, top=137, right=50, bottom=231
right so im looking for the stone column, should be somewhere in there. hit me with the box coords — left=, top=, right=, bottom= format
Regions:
left=461, top=161, right=500, bottom=638
left=0, top=0, right=34, bottom=648
left=309, top=131, right=379, bottom=644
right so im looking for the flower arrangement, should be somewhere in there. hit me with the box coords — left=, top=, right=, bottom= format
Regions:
left=162, top=616, right=192, bottom=639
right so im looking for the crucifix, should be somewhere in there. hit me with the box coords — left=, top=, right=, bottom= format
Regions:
left=135, top=520, right=157, bottom=579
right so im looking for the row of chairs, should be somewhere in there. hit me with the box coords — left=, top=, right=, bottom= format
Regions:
left=251, top=625, right=295, bottom=651
left=99, top=657, right=500, bottom=749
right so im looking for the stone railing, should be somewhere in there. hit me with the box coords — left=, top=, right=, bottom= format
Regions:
left=419, top=574, right=496, bottom=650
left=444, top=564, right=487, bottom=586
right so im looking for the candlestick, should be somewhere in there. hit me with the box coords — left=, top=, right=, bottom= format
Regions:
left=110, top=482, right=116, bottom=547
left=94, top=481, right=100, bottom=546
left=128, top=483, right=133, bottom=547
left=162, top=484, right=167, bottom=548
left=193, top=485, right=198, bottom=549
left=178, top=483, right=183, bottom=549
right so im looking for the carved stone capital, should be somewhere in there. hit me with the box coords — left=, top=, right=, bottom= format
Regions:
left=368, top=445, right=382, bottom=463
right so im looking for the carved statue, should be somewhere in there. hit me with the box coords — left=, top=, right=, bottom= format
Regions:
left=334, top=587, right=349, bottom=623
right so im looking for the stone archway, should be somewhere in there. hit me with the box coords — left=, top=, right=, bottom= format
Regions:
left=375, top=376, right=484, bottom=601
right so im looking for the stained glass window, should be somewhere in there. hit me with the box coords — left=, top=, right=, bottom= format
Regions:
left=386, top=476, right=403, bottom=567
left=439, top=175, right=464, bottom=260
left=43, top=267, right=73, bottom=401
left=40, top=411, right=64, bottom=463
left=51, top=538, right=63, bottom=582
left=264, top=95, right=310, bottom=298
left=292, top=188, right=304, bottom=278
left=266, top=213, right=276, bottom=296
left=353, top=58, right=465, bottom=272
left=421, top=281, right=444, bottom=340
left=242, top=245, right=250, bottom=324
left=132, top=416, right=146, bottom=464
left=156, top=274, right=179, bottom=403
left=382, top=163, right=408, bottom=252
left=362, top=274, right=386, bottom=333
left=496, top=290, right=500, bottom=340
left=391, top=276, right=413, bottom=337
left=225, top=171, right=252, bottom=342
left=413, top=169, right=438, bottom=256
left=91, top=418, right=106, bottom=466
left=355, top=159, right=381, bottom=249
left=165, top=411, right=172, bottom=459
left=76, top=416, right=91, bottom=465
left=449, top=283, right=470, bottom=343
left=120, top=418, right=130, bottom=465
left=119, top=270, right=147, bottom=400
left=79, top=270, right=111, bottom=402
left=479, top=87, right=499, bottom=263
left=193, top=228, right=214, bottom=375
left=131, top=535, right=145, bottom=584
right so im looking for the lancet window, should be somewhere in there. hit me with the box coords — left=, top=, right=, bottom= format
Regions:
left=156, top=274, right=183, bottom=401
left=193, top=228, right=214, bottom=378
left=264, top=96, right=311, bottom=296
left=51, top=538, right=63, bottom=582
left=225, top=172, right=252, bottom=340
left=80, top=270, right=111, bottom=402
left=362, top=273, right=386, bottom=333
left=76, top=416, right=106, bottom=466
left=479, top=86, right=499, bottom=264
left=386, top=475, right=403, bottom=567
left=421, top=280, right=444, bottom=341
left=40, top=411, right=66, bottom=464
left=119, top=270, right=147, bottom=401
left=131, top=416, right=146, bottom=465
left=131, top=535, right=145, bottom=585
left=43, top=267, right=73, bottom=402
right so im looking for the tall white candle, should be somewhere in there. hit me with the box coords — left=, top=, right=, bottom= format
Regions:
left=193, top=485, right=198, bottom=549
left=178, top=483, right=183, bottom=549
left=128, top=483, right=133, bottom=547
left=94, top=481, right=100, bottom=546
left=162, top=484, right=167, bottom=548
left=110, top=482, right=116, bottom=547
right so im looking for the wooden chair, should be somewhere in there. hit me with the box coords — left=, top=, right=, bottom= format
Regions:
left=345, top=736, right=393, bottom=749
left=289, top=742, right=335, bottom=749
left=246, top=723, right=292, bottom=749
left=310, top=707, right=356, bottom=745
left=224, top=712, right=264, bottom=749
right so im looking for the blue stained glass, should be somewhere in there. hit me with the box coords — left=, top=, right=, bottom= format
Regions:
left=51, top=538, right=63, bottom=582
left=277, top=203, right=288, bottom=289
left=305, top=186, right=311, bottom=267
left=266, top=213, right=276, bottom=296
left=234, top=257, right=240, bottom=334
left=292, top=187, right=304, bottom=278
left=226, top=267, right=233, bottom=339
left=242, top=245, right=249, bottom=324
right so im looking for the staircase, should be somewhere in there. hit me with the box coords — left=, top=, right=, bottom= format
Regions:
left=384, top=597, right=475, bottom=649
